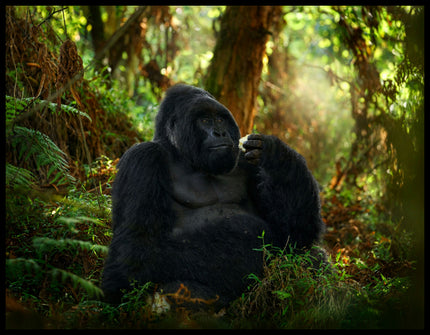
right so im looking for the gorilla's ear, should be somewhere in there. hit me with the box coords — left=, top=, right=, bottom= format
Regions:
left=166, top=116, right=179, bottom=149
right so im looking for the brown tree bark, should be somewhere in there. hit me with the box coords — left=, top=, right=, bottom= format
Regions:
left=204, top=6, right=283, bottom=136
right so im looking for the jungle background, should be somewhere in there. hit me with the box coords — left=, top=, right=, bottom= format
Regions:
left=5, top=5, right=424, bottom=329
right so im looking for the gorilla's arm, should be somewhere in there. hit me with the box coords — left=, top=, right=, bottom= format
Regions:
left=102, top=142, right=175, bottom=302
left=243, top=134, right=324, bottom=249
left=111, top=142, right=175, bottom=238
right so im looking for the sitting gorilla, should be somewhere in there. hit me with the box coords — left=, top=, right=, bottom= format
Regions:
left=101, top=84, right=326, bottom=308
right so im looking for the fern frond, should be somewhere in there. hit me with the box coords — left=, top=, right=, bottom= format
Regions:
left=57, top=215, right=106, bottom=226
left=53, top=102, right=92, bottom=122
left=8, top=126, right=75, bottom=185
left=33, top=237, right=109, bottom=255
left=6, top=163, right=36, bottom=189
left=6, top=258, right=103, bottom=299
left=6, top=95, right=92, bottom=123
left=6, top=258, right=42, bottom=275
left=50, top=268, right=104, bottom=298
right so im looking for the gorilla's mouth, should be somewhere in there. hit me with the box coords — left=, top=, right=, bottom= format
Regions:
left=209, top=144, right=232, bottom=150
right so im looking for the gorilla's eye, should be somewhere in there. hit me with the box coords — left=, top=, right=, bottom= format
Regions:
left=198, top=117, right=224, bottom=127
left=199, top=117, right=213, bottom=125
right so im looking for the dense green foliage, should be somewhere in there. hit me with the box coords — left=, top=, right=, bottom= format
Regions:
left=5, top=6, right=423, bottom=329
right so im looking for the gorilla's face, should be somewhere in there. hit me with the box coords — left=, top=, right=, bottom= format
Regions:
left=191, top=99, right=240, bottom=174
left=154, top=85, right=240, bottom=175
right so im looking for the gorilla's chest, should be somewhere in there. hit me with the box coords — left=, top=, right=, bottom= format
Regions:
left=169, top=163, right=255, bottom=235
left=171, top=165, right=247, bottom=208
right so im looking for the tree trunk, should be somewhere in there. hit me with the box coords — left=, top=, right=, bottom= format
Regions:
left=85, top=6, right=105, bottom=72
left=205, top=6, right=282, bottom=136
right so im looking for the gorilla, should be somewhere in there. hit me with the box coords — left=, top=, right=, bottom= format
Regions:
left=101, top=84, right=326, bottom=308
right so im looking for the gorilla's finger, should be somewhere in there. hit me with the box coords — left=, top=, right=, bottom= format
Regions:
left=243, top=139, right=263, bottom=150
left=245, top=149, right=262, bottom=162
left=247, top=134, right=263, bottom=141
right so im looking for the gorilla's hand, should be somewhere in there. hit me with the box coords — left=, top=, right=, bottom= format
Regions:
left=243, top=134, right=264, bottom=165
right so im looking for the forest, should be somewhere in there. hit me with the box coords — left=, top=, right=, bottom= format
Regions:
left=5, top=5, right=424, bottom=329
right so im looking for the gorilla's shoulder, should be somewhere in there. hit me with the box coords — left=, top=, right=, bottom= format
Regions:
left=117, top=141, right=168, bottom=171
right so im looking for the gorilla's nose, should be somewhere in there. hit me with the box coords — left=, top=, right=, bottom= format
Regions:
left=213, top=129, right=227, bottom=137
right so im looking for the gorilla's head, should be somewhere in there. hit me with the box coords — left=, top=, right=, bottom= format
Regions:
left=154, top=84, right=241, bottom=175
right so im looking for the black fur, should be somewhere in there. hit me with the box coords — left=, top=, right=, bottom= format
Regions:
left=101, top=84, right=325, bottom=308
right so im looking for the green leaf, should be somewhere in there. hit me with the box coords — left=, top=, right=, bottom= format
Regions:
left=273, top=290, right=292, bottom=300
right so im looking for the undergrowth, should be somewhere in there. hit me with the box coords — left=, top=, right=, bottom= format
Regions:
left=228, top=242, right=354, bottom=329
left=6, top=187, right=417, bottom=329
